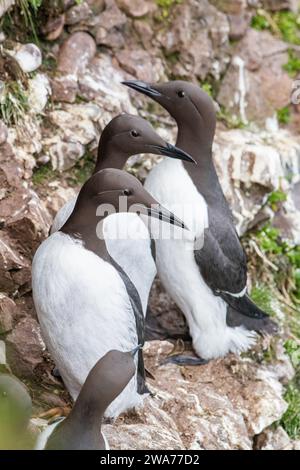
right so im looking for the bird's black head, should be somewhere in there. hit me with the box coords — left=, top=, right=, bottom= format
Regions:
left=96, top=113, right=195, bottom=170
left=72, top=168, right=189, bottom=231
left=61, top=169, right=189, bottom=243
left=122, top=81, right=216, bottom=151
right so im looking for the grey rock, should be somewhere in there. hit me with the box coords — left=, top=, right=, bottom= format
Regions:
left=50, top=75, right=78, bottom=103
left=218, top=30, right=292, bottom=125
left=65, top=2, right=93, bottom=25
left=6, top=316, right=46, bottom=378
left=0, top=120, right=8, bottom=145
left=57, top=32, right=96, bottom=76
left=0, top=294, right=17, bottom=334
left=14, top=43, right=42, bottom=73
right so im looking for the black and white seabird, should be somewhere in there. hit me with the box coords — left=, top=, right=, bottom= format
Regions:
left=51, top=114, right=194, bottom=316
left=123, top=79, right=278, bottom=361
left=35, top=348, right=139, bottom=450
left=32, top=169, right=187, bottom=417
left=0, top=374, right=33, bottom=449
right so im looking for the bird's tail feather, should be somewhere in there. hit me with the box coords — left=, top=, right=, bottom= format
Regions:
left=220, top=292, right=269, bottom=319
left=226, top=305, right=278, bottom=335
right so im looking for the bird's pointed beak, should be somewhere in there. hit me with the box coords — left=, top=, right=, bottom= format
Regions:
left=146, top=204, right=189, bottom=231
left=122, top=80, right=161, bottom=98
left=148, top=142, right=196, bottom=164
left=130, top=344, right=143, bottom=357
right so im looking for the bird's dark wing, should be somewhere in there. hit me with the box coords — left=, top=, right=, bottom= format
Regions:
left=194, top=225, right=247, bottom=296
left=109, top=257, right=148, bottom=395
left=194, top=225, right=271, bottom=320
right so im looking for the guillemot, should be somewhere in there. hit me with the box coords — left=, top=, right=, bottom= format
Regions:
left=32, top=168, right=187, bottom=417
left=0, top=374, right=32, bottom=449
left=50, top=114, right=194, bottom=316
left=35, top=348, right=139, bottom=450
left=123, top=79, right=278, bottom=362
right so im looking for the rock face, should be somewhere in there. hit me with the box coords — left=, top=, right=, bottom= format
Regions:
left=6, top=316, right=45, bottom=378
left=102, top=341, right=290, bottom=450
left=156, top=0, right=230, bottom=81
left=213, top=127, right=300, bottom=235
left=218, top=29, right=292, bottom=125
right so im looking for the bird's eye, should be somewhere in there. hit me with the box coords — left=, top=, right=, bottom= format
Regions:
left=123, top=189, right=132, bottom=196
left=177, top=90, right=185, bottom=98
left=131, top=130, right=139, bottom=137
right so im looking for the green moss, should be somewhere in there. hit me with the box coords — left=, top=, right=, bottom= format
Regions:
left=251, top=14, right=270, bottom=31
left=281, top=381, right=300, bottom=439
left=254, top=223, right=300, bottom=318
left=284, top=339, right=300, bottom=368
left=250, top=284, right=276, bottom=317
left=201, top=82, right=213, bottom=97
left=164, top=50, right=180, bottom=65
left=274, top=11, right=300, bottom=45
left=0, top=81, right=29, bottom=126
left=67, top=152, right=95, bottom=186
left=155, top=0, right=181, bottom=20
left=277, top=106, right=291, bottom=125
left=251, top=10, right=300, bottom=45
left=267, top=189, right=288, bottom=211
left=217, top=106, right=246, bottom=129
left=283, top=50, right=300, bottom=77
left=32, top=163, right=57, bottom=186
left=256, top=225, right=283, bottom=254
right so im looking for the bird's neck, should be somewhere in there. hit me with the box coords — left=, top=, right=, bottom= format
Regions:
left=63, top=399, right=106, bottom=449
left=176, top=121, right=213, bottom=167
left=61, top=213, right=111, bottom=262
left=175, top=120, right=222, bottom=201
left=94, top=143, right=127, bottom=174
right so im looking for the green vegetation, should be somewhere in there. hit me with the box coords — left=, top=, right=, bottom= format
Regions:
left=17, top=0, right=43, bottom=42
left=201, top=82, right=213, bottom=98
left=67, top=152, right=96, bottom=186
left=251, top=9, right=300, bottom=45
left=284, top=339, right=300, bottom=369
left=155, top=0, right=182, bottom=20
left=217, top=106, right=246, bottom=129
left=256, top=225, right=283, bottom=254
left=274, top=11, right=300, bottom=45
left=255, top=223, right=300, bottom=308
left=281, top=381, right=300, bottom=439
left=277, top=106, right=291, bottom=125
left=0, top=81, right=29, bottom=126
left=32, top=163, right=57, bottom=186
left=283, top=50, right=300, bottom=77
left=164, top=50, right=180, bottom=66
left=267, top=189, right=287, bottom=211
left=251, top=13, right=269, bottom=31
left=250, top=284, right=276, bottom=316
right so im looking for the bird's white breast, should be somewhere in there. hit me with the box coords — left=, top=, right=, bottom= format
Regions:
left=144, top=159, right=255, bottom=358
left=51, top=198, right=156, bottom=316
left=145, top=159, right=208, bottom=237
left=32, top=231, right=143, bottom=417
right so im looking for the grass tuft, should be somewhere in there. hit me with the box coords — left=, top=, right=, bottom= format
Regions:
left=0, top=81, right=29, bottom=126
left=281, top=381, right=300, bottom=439
left=283, top=50, right=300, bottom=77
left=250, top=284, right=276, bottom=317
left=277, top=106, right=291, bottom=125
